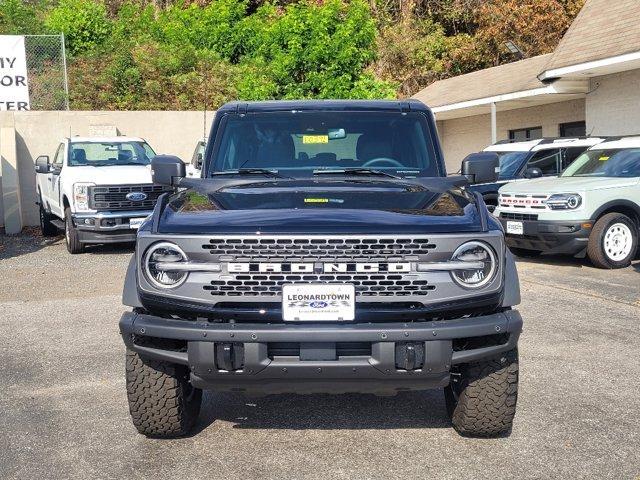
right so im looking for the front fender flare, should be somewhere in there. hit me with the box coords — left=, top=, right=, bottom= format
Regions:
left=122, top=254, right=143, bottom=308
left=502, top=249, right=521, bottom=307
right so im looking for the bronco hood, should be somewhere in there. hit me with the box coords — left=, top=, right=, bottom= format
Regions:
left=499, top=176, right=640, bottom=194
left=156, top=179, right=484, bottom=235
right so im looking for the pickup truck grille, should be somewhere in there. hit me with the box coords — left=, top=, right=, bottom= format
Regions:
left=89, top=184, right=169, bottom=211
left=202, top=237, right=437, bottom=260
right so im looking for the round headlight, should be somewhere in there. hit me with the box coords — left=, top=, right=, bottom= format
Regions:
left=450, top=241, right=497, bottom=289
left=143, top=242, right=188, bottom=289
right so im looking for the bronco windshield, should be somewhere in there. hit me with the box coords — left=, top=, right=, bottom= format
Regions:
left=496, top=151, right=529, bottom=179
left=209, top=112, right=439, bottom=176
left=68, top=141, right=156, bottom=167
left=562, top=148, right=640, bottom=178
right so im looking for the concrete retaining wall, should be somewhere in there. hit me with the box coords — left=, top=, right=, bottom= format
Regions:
left=0, top=110, right=213, bottom=232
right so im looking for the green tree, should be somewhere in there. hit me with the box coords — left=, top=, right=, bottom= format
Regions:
left=237, top=0, right=396, bottom=99
left=45, top=0, right=112, bottom=55
left=0, top=0, right=45, bottom=34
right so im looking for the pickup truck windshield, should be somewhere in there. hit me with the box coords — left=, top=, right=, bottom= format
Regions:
left=68, top=141, right=156, bottom=167
left=562, top=148, right=640, bottom=178
left=210, top=112, right=438, bottom=177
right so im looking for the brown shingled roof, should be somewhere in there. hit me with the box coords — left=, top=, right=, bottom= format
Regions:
left=542, top=0, right=640, bottom=72
left=412, top=54, right=552, bottom=107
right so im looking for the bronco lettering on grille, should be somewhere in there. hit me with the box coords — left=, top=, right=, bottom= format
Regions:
left=227, top=262, right=412, bottom=273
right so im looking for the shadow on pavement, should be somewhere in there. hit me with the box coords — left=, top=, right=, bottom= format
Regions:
left=515, top=253, right=640, bottom=270
left=0, top=229, right=134, bottom=260
left=0, top=228, right=63, bottom=260
left=513, top=254, right=591, bottom=268
left=193, top=390, right=451, bottom=433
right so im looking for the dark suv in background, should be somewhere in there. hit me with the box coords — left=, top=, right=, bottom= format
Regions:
left=120, top=100, right=522, bottom=438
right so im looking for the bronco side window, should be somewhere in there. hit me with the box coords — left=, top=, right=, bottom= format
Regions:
left=527, top=149, right=561, bottom=175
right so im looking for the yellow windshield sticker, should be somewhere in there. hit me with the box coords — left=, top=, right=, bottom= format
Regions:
left=599, top=156, right=609, bottom=161
left=303, top=135, right=329, bottom=144
left=304, top=198, right=329, bottom=203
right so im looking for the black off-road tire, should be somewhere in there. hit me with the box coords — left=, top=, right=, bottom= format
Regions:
left=64, top=207, right=84, bottom=254
left=125, top=350, right=202, bottom=438
left=508, top=247, right=541, bottom=258
left=444, top=349, right=518, bottom=437
left=39, top=199, right=58, bottom=237
left=587, top=212, right=638, bottom=269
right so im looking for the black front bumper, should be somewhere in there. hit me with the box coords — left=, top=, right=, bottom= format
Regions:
left=499, top=217, right=591, bottom=255
left=119, top=309, right=522, bottom=395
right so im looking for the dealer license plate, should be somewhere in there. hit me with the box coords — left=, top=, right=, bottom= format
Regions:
left=129, top=217, right=147, bottom=229
left=282, top=284, right=355, bottom=321
left=506, top=221, right=524, bottom=235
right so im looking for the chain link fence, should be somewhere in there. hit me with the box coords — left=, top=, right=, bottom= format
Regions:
left=24, top=35, right=69, bottom=111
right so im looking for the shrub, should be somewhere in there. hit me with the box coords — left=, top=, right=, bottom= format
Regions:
left=0, top=0, right=45, bottom=34
left=45, top=0, right=112, bottom=55
left=237, top=0, right=395, bottom=99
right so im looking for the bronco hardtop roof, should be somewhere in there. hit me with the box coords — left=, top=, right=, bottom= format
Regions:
left=485, top=136, right=605, bottom=153
left=590, top=135, right=640, bottom=150
left=217, top=99, right=431, bottom=114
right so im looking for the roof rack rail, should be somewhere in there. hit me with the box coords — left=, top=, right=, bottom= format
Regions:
left=493, top=138, right=542, bottom=145
left=493, top=135, right=613, bottom=146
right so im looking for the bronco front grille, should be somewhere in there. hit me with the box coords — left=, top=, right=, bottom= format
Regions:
left=203, top=273, right=436, bottom=298
left=202, top=237, right=437, bottom=260
left=89, top=184, right=170, bottom=211
left=500, top=212, right=539, bottom=221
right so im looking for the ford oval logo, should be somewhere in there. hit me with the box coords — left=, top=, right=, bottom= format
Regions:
left=126, top=192, right=147, bottom=202
left=309, top=301, right=328, bottom=309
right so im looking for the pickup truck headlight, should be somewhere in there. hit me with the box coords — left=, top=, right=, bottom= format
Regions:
left=546, top=193, right=582, bottom=210
left=450, top=241, right=497, bottom=289
left=143, top=242, right=188, bottom=289
left=73, top=183, right=95, bottom=212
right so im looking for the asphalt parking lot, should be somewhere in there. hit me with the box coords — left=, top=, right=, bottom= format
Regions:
left=1, top=232, right=639, bottom=480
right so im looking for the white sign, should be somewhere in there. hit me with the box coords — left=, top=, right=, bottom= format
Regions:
left=282, top=283, right=355, bottom=321
left=0, top=35, right=30, bottom=111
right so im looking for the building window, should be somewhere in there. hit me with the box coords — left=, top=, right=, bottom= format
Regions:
left=559, top=121, right=586, bottom=138
left=509, top=126, right=542, bottom=141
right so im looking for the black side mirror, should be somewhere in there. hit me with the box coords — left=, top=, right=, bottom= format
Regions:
left=151, top=155, right=186, bottom=186
left=196, top=153, right=203, bottom=169
left=35, top=155, right=50, bottom=174
left=461, top=152, right=500, bottom=184
left=524, top=167, right=543, bottom=179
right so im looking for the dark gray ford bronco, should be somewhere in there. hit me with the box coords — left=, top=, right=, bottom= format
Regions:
left=119, top=100, right=522, bottom=438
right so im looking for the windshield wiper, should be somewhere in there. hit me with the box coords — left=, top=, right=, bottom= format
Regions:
left=211, top=168, right=291, bottom=179
left=313, top=168, right=400, bottom=179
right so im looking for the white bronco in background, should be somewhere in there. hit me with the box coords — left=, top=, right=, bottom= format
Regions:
left=35, top=137, right=169, bottom=254
left=495, top=136, right=640, bottom=268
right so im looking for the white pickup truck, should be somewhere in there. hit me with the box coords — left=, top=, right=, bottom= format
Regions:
left=34, top=136, right=170, bottom=253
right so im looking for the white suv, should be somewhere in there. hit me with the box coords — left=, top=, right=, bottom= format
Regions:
left=470, top=137, right=604, bottom=212
left=35, top=137, right=169, bottom=253
left=495, top=136, right=640, bottom=268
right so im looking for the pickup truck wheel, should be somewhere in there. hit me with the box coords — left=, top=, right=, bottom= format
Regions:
left=64, top=207, right=84, bottom=254
left=125, top=350, right=202, bottom=438
left=444, top=348, right=518, bottom=437
left=587, top=213, right=638, bottom=269
left=39, top=200, right=58, bottom=237
left=508, top=247, right=541, bottom=258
